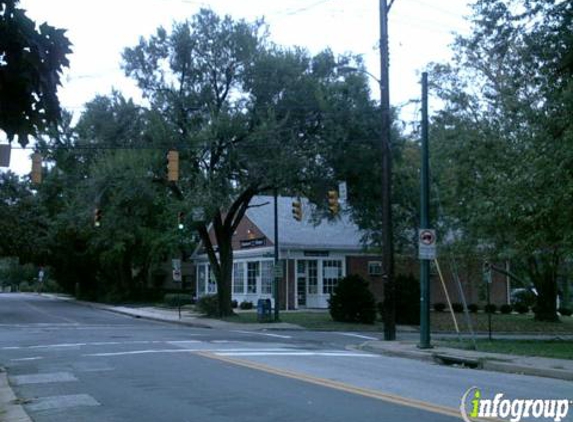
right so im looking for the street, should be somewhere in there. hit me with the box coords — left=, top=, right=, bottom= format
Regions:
left=0, top=294, right=571, bottom=422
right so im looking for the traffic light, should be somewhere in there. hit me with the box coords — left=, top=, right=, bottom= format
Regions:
left=31, top=153, right=42, bottom=185
left=292, top=199, right=303, bottom=221
left=328, top=190, right=339, bottom=215
left=94, top=208, right=102, bottom=228
left=166, top=150, right=179, bottom=182
left=177, top=211, right=185, bottom=230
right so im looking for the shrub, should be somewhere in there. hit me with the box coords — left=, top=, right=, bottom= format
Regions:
left=484, top=304, right=497, bottom=314
left=329, top=274, right=377, bottom=324
left=164, top=293, right=193, bottom=307
left=231, top=300, right=238, bottom=309
left=511, top=288, right=536, bottom=308
left=451, top=303, right=464, bottom=313
left=467, top=303, right=479, bottom=313
left=239, top=301, right=253, bottom=310
left=433, top=303, right=446, bottom=312
left=18, top=281, right=34, bottom=292
left=514, top=303, right=529, bottom=314
left=558, top=307, right=572, bottom=317
left=196, top=294, right=219, bottom=316
left=500, top=304, right=513, bottom=314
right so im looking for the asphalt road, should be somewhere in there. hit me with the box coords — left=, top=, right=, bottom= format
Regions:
left=0, top=294, right=571, bottom=422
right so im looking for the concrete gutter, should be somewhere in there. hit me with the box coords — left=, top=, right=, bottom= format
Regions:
left=358, top=341, right=573, bottom=382
left=0, top=367, right=32, bottom=422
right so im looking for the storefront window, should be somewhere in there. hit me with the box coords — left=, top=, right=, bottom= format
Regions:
left=233, top=262, right=245, bottom=294
left=322, top=260, right=342, bottom=294
left=261, top=261, right=273, bottom=295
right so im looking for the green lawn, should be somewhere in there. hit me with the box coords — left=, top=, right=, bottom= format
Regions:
left=430, top=311, right=573, bottom=334
left=222, top=311, right=384, bottom=331
left=438, top=339, right=573, bottom=360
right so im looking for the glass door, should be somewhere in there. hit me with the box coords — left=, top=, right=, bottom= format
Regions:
left=296, top=260, right=307, bottom=307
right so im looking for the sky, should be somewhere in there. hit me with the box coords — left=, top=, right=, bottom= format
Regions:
left=3, top=0, right=473, bottom=175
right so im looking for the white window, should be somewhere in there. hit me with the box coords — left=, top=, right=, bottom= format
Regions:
left=308, top=260, right=318, bottom=294
left=197, top=265, right=206, bottom=296
left=233, top=262, right=245, bottom=294
left=322, top=260, right=342, bottom=294
left=368, top=261, right=383, bottom=276
left=261, top=261, right=273, bottom=295
left=247, top=261, right=259, bottom=293
left=207, top=266, right=217, bottom=294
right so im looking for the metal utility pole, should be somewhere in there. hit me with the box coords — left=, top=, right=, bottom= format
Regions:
left=380, top=0, right=395, bottom=341
left=274, top=189, right=280, bottom=321
left=419, top=72, right=432, bottom=349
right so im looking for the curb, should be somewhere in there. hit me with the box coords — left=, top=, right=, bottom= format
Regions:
left=0, top=368, right=32, bottom=422
left=359, top=343, right=573, bottom=382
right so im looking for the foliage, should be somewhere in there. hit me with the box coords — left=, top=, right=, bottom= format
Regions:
left=328, top=274, right=376, bottom=324
left=451, top=303, right=464, bottom=313
left=430, top=0, right=573, bottom=322
left=0, top=0, right=71, bottom=146
left=558, top=307, right=572, bottom=317
left=468, top=303, right=479, bottom=313
left=0, top=258, right=35, bottom=286
left=514, top=303, right=529, bottom=314
left=500, top=304, right=513, bottom=314
left=433, top=303, right=446, bottom=312
left=511, top=289, right=537, bottom=308
left=484, top=304, right=497, bottom=314
left=163, top=293, right=193, bottom=307
left=197, top=294, right=219, bottom=317
left=239, top=301, right=253, bottom=310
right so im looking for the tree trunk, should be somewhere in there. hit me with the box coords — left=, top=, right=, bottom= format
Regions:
left=217, top=236, right=234, bottom=317
left=528, top=255, right=560, bottom=322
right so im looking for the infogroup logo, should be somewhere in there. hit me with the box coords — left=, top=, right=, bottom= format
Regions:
left=460, top=387, right=571, bottom=422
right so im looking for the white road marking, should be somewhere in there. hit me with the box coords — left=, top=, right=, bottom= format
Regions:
left=26, top=394, right=100, bottom=411
left=232, top=330, right=292, bottom=339
left=167, top=340, right=202, bottom=346
left=334, top=332, right=379, bottom=341
left=214, top=351, right=379, bottom=357
left=10, top=372, right=77, bottom=385
left=84, top=348, right=297, bottom=357
left=1, top=340, right=168, bottom=351
left=10, top=357, right=43, bottom=362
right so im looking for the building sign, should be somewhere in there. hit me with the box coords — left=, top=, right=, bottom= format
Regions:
left=240, top=237, right=266, bottom=248
left=303, top=250, right=330, bottom=257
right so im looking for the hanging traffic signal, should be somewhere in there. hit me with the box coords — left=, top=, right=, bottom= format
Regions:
left=94, top=208, right=103, bottom=227
left=31, top=153, right=42, bottom=185
left=166, top=150, right=179, bottom=182
left=178, top=211, right=185, bottom=230
left=328, top=190, right=339, bottom=215
left=292, top=199, right=303, bottom=221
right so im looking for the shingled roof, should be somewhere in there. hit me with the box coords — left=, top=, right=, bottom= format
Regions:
left=245, top=195, right=364, bottom=251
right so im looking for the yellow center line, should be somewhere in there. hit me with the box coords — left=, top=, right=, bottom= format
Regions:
left=196, top=351, right=498, bottom=421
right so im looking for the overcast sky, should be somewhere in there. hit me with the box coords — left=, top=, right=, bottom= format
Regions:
left=4, top=0, right=473, bottom=175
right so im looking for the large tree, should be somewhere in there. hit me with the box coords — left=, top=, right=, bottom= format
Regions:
left=122, top=9, right=376, bottom=316
left=430, top=0, right=572, bottom=321
left=0, top=0, right=71, bottom=146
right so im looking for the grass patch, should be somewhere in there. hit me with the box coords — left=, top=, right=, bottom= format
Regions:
left=222, top=311, right=384, bottom=331
left=429, top=312, right=573, bottom=334
left=438, top=339, right=573, bottom=360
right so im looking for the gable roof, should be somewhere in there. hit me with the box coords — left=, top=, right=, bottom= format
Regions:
left=245, top=195, right=364, bottom=251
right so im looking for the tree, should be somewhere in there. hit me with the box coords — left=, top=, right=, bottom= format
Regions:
left=0, top=0, right=71, bottom=146
left=430, top=0, right=573, bottom=321
left=122, top=9, right=375, bottom=316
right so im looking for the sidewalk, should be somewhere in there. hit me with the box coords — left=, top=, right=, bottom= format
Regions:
left=358, top=340, right=573, bottom=382
left=0, top=368, right=32, bottom=422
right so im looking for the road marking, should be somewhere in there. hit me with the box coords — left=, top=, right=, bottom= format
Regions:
left=334, top=332, right=379, bottom=341
left=1, top=340, right=168, bottom=351
left=26, top=394, right=100, bottom=411
left=196, top=352, right=494, bottom=422
left=231, top=330, right=292, bottom=339
left=83, top=348, right=296, bottom=357
left=10, top=372, right=77, bottom=385
left=167, top=340, right=202, bottom=346
left=10, top=357, right=43, bottom=362
left=214, top=351, right=379, bottom=357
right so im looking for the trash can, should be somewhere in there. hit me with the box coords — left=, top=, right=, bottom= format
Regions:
left=257, top=298, right=272, bottom=322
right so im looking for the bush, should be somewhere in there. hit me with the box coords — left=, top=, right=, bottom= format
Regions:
left=329, top=274, right=377, bottom=324
left=196, top=294, right=219, bottom=316
left=433, top=303, right=446, bottom=312
left=451, top=303, right=464, bottom=313
left=484, top=304, right=497, bottom=314
left=558, top=307, right=572, bottom=317
left=164, top=293, right=193, bottom=307
left=231, top=300, right=238, bottom=309
left=239, top=301, right=253, bottom=310
left=18, top=281, right=34, bottom=292
left=511, top=288, right=536, bottom=308
left=468, top=303, right=479, bottom=313
left=500, top=304, right=513, bottom=314
left=514, top=303, right=529, bottom=314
